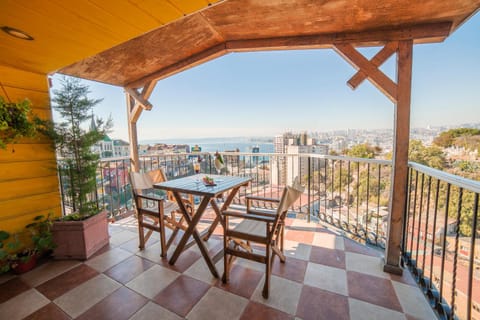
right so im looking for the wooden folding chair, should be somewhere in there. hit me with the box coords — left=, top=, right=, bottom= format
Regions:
left=129, top=169, right=193, bottom=257
left=222, top=180, right=304, bottom=298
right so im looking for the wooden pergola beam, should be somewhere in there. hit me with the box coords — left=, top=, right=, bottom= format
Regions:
left=127, top=44, right=227, bottom=88
left=347, top=42, right=398, bottom=89
left=334, top=43, right=398, bottom=102
left=126, top=22, right=451, bottom=89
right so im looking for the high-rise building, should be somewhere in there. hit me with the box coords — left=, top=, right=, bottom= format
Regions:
left=271, top=132, right=328, bottom=186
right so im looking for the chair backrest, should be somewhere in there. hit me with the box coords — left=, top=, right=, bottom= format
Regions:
left=270, top=178, right=304, bottom=238
left=129, top=169, right=167, bottom=195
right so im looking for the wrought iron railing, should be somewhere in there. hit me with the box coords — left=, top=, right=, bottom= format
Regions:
left=403, top=162, right=480, bottom=320
left=58, top=151, right=480, bottom=318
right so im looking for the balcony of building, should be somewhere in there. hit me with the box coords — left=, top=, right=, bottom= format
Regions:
left=1, top=152, right=478, bottom=319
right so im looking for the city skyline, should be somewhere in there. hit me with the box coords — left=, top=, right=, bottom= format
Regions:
left=51, top=12, right=480, bottom=142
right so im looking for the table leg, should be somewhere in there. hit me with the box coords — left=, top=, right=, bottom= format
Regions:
left=169, top=193, right=219, bottom=277
left=204, top=185, right=242, bottom=241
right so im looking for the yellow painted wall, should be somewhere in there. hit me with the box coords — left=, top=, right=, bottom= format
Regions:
left=0, top=65, right=61, bottom=233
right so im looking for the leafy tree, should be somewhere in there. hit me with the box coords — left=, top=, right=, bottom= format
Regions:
left=409, top=140, right=446, bottom=169
left=433, top=128, right=480, bottom=148
left=52, top=77, right=112, bottom=218
left=345, top=143, right=381, bottom=159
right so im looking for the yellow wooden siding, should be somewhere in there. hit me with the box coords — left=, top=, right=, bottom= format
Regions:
left=0, top=176, right=60, bottom=202
left=0, top=65, right=60, bottom=233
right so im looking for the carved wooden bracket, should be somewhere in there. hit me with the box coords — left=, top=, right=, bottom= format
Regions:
left=125, top=80, right=157, bottom=123
left=334, top=42, right=399, bottom=103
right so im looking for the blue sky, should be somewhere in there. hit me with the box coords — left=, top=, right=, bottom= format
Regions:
left=53, top=12, right=480, bottom=141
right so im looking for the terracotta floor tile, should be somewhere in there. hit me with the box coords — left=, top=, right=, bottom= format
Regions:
left=285, top=229, right=315, bottom=244
left=347, top=271, right=402, bottom=312
left=119, top=238, right=143, bottom=253
left=390, top=268, right=417, bottom=287
left=344, top=239, right=382, bottom=257
left=153, top=275, right=211, bottom=317
left=296, top=285, right=350, bottom=320
left=272, top=256, right=308, bottom=283
left=35, top=264, right=98, bottom=300
left=76, top=286, right=147, bottom=320
left=217, top=264, right=264, bottom=298
left=309, top=246, right=346, bottom=269
left=23, top=303, right=71, bottom=320
left=0, top=277, right=31, bottom=304
left=104, top=255, right=154, bottom=284
left=239, top=301, right=293, bottom=320
left=158, top=250, right=201, bottom=273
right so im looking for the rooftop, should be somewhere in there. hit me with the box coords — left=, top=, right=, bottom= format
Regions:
left=0, top=213, right=435, bottom=320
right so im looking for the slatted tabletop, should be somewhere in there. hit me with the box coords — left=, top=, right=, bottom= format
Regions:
left=154, top=174, right=251, bottom=197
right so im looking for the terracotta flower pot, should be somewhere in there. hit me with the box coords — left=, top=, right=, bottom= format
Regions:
left=52, top=210, right=110, bottom=260
left=12, top=254, right=37, bottom=274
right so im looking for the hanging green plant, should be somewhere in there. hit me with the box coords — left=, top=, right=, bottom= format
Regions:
left=0, top=97, right=38, bottom=149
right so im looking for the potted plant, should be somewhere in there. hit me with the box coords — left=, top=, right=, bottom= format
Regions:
left=0, top=215, right=55, bottom=274
left=50, top=77, right=112, bottom=260
left=0, top=97, right=42, bottom=149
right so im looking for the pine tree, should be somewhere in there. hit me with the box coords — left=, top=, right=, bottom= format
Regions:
left=52, top=77, right=112, bottom=218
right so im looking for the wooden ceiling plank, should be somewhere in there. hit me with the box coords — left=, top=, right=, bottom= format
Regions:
left=127, top=43, right=227, bottom=88
left=334, top=44, right=397, bottom=103
left=347, top=41, right=399, bottom=89
left=124, top=88, right=153, bottom=110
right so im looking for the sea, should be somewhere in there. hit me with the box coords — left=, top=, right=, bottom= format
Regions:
left=140, top=137, right=274, bottom=153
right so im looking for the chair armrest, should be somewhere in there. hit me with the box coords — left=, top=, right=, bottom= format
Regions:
left=246, top=196, right=280, bottom=203
left=222, top=210, right=276, bottom=223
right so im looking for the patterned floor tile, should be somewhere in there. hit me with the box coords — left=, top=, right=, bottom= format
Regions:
left=85, top=247, right=132, bottom=272
left=104, top=255, right=154, bottom=284
left=251, top=275, right=303, bottom=315
left=304, top=262, right=348, bottom=296
left=347, top=271, right=402, bottom=312
left=296, top=285, right=350, bottom=320
left=187, top=287, right=249, bottom=320
left=129, top=301, right=183, bottom=320
left=240, top=301, right=293, bottom=320
left=0, top=277, right=31, bottom=304
left=392, top=281, right=437, bottom=320
left=158, top=249, right=201, bottom=273
left=348, top=298, right=406, bottom=320
left=272, top=256, right=308, bottom=283
left=183, top=257, right=224, bottom=285
left=345, top=252, right=390, bottom=279
left=309, top=246, right=346, bottom=269
left=76, top=286, right=147, bottom=320
left=126, top=264, right=180, bottom=299
left=217, top=264, right=264, bottom=298
left=344, top=239, right=382, bottom=257
left=285, top=229, right=315, bottom=244
left=35, top=264, right=98, bottom=300
left=20, top=260, right=80, bottom=287
left=153, top=275, right=210, bottom=317
left=53, top=274, right=121, bottom=318
left=0, top=289, right=50, bottom=320
left=283, top=240, right=312, bottom=261
left=23, top=303, right=71, bottom=320
left=312, top=232, right=345, bottom=250
left=109, top=230, right=139, bottom=247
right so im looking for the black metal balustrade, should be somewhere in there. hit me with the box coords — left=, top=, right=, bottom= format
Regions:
left=57, top=152, right=480, bottom=319
left=403, top=163, right=480, bottom=320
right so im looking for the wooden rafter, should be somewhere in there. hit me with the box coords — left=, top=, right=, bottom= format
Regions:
left=125, top=82, right=157, bottom=123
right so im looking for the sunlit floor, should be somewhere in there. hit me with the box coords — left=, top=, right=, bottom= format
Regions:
left=0, top=212, right=436, bottom=320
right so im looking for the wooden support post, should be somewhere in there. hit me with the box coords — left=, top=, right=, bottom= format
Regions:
left=125, top=81, right=157, bottom=173
left=126, top=93, right=140, bottom=172
left=384, top=40, right=413, bottom=275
